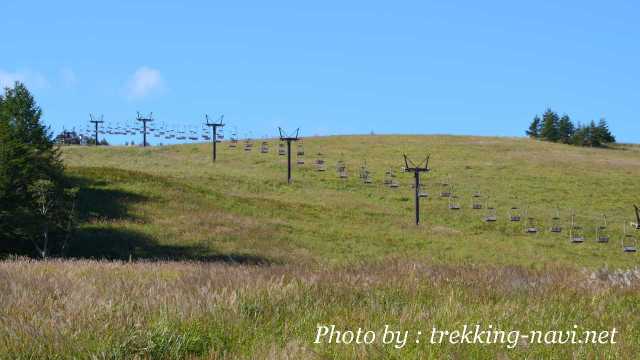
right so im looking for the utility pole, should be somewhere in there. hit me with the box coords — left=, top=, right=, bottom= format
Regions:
left=403, top=154, right=431, bottom=225
left=278, top=127, right=300, bottom=184
left=89, top=114, right=104, bottom=146
left=136, top=112, right=153, bottom=147
left=205, top=114, right=225, bottom=162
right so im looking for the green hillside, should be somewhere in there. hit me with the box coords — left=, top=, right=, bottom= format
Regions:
left=61, top=135, right=640, bottom=268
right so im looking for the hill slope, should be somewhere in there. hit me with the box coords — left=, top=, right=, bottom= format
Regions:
left=61, top=135, right=640, bottom=268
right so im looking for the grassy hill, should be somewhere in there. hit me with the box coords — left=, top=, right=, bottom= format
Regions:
left=62, top=135, right=640, bottom=267
left=2, top=135, right=640, bottom=358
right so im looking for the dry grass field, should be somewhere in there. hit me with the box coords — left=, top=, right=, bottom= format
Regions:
left=2, top=135, right=640, bottom=358
left=2, top=259, right=640, bottom=358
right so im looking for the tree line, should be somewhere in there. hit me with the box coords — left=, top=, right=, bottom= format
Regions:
left=526, top=109, right=615, bottom=147
left=0, top=83, right=78, bottom=258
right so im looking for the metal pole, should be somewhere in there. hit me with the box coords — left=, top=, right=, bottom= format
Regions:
left=415, top=171, right=420, bottom=225
left=287, top=140, right=292, bottom=183
left=212, top=126, right=217, bottom=162
left=143, top=121, right=147, bottom=147
left=403, top=153, right=430, bottom=226
left=94, top=122, right=99, bottom=146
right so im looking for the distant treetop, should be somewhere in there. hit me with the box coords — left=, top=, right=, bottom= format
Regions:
left=526, top=109, right=615, bottom=147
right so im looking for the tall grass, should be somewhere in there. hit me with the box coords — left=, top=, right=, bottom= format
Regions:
left=1, top=259, right=639, bottom=358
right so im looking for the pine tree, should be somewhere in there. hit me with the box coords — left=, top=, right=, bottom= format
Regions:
left=540, top=109, right=560, bottom=142
left=557, top=115, right=575, bottom=144
left=0, top=82, right=69, bottom=256
left=587, top=120, right=599, bottom=147
left=596, top=118, right=615, bottom=144
left=572, top=123, right=585, bottom=146
left=526, top=115, right=541, bottom=139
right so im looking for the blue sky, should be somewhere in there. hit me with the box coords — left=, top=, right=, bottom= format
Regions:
left=1, top=1, right=638, bottom=143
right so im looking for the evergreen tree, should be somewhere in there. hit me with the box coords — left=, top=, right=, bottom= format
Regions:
left=587, top=120, right=599, bottom=147
left=540, top=109, right=560, bottom=142
left=526, top=115, right=541, bottom=138
left=596, top=118, right=615, bottom=144
left=529, top=110, right=617, bottom=148
left=0, top=82, right=72, bottom=256
left=572, top=123, right=586, bottom=146
left=557, top=115, right=575, bottom=144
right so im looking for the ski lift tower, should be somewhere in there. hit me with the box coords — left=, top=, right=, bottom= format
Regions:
left=136, top=112, right=153, bottom=147
left=278, top=127, right=300, bottom=184
left=89, top=114, right=104, bottom=146
left=205, top=114, right=225, bottom=162
left=403, top=153, right=431, bottom=225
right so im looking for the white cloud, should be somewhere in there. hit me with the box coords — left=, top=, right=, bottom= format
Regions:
left=0, top=69, right=48, bottom=89
left=126, top=66, right=165, bottom=99
left=60, top=67, right=77, bottom=87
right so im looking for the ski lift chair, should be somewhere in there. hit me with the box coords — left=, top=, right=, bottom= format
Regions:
left=297, top=155, right=305, bottom=165
left=623, top=224, right=638, bottom=253
left=569, top=213, right=585, bottom=243
left=385, top=169, right=399, bottom=188
left=523, top=211, right=538, bottom=234
left=278, top=142, right=286, bottom=156
left=383, top=170, right=393, bottom=186
left=525, top=218, right=539, bottom=234
left=471, top=192, right=483, bottom=210
left=448, top=193, right=461, bottom=210
left=484, top=201, right=497, bottom=222
left=358, top=162, right=373, bottom=184
left=363, top=171, right=372, bottom=184
left=359, top=162, right=368, bottom=179
left=596, top=214, right=609, bottom=243
left=260, top=141, right=269, bottom=154
left=315, top=155, right=326, bottom=171
left=509, top=206, right=521, bottom=222
left=297, top=141, right=305, bottom=156
left=440, top=183, right=452, bottom=198
left=336, top=161, right=347, bottom=178
left=418, top=184, right=428, bottom=198
left=437, top=175, right=451, bottom=197
left=550, top=209, right=562, bottom=233
left=244, top=139, right=253, bottom=151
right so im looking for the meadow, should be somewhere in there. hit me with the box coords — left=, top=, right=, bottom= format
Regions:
left=2, top=135, right=640, bottom=358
